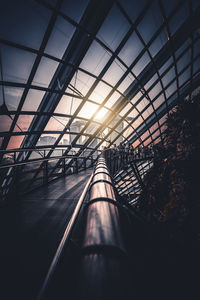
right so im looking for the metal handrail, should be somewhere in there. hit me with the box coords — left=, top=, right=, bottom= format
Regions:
left=0, top=154, right=94, bottom=169
left=0, top=148, right=102, bottom=154
left=37, top=172, right=93, bottom=300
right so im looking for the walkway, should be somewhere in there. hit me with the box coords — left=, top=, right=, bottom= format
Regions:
left=0, top=169, right=92, bottom=300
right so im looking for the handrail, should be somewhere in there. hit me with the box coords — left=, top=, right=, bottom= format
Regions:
left=37, top=172, right=93, bottom=300
left=0, top=154, right=94, bottom=169
left=0, top=148, right=102, bottom=154
left=79, top=154, right=126, bottom=299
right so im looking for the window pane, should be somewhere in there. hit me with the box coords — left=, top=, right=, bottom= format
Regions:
left=118, top=32, right=143, bottom=67
left=33, top=57, right=59, bottom=87
left=77, top=101, right=98, bottom=119
left=4, top=87, right=24, bottom=111
left=14, top=115, right=34, bottom=132
left=80, top=41, right=111, bottom=76
left=22, top=89, right=45, bottom=111
left=89, top=82, right=112, bottom=104
left=55, top=95, right=82, bottom=115
left=97, top=4, right=130, bottom=51
left=45, top=17, right=75, bottom=59
left=1, top=45, right=36, bottom=84
left=0, top=0, right=51, bottom=49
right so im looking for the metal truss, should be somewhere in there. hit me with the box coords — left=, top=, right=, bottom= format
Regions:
left=0, top=0, right=200, bottom=199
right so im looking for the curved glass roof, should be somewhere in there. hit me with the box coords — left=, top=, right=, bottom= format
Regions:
left=0, top=0, right=200, bottom=198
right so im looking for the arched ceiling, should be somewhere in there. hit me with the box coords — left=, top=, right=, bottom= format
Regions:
left=0, top=0, right=200, bottom=197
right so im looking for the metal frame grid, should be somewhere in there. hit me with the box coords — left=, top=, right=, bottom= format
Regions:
left=0, top=0, right=200, bottom=199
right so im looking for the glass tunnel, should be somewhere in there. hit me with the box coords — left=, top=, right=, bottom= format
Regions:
left=0, top=0, right=200, bottom=299
left=1, top=0, right=199, bottom=199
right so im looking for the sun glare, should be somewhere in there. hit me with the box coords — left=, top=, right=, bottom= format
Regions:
left=94, top=107, right=108, bottom=121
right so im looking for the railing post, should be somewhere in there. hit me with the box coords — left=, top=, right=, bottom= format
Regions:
left=43, top=161, right=48, bottom=185
left=75, top=158, right=78, bottom=173
left=62, top=158, right=66, bottom=175
left=84, top=158, right=86, bottom=170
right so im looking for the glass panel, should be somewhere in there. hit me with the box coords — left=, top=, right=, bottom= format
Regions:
left=132, top=115, right=143, bottom=128
left=193, top=56, right=200, bottom=74
left=85, top=122, right=99, bottom=135
left=149, top=123, right=158, bottom=133
left=123, top=126, right=133, bottom=138
left=45, top=16, right=75, bottom=59
left=61, top=0, right=89, bottom=23
left=126, top=108, right=137, bottom=119
left=161, top=0, right=178, bottom=17
left=14, top=115, right=34, bottom=132
left=79, top=135, right=89, bottom=145
left=108, top=129, right=124, bottom=145
left=118, top=0, right=147, bottom=22
left=4, top=87, right=24, bottom=110
left=175, top=39, right=190, bottom=58
left=118, top=73, right=135, bottom=94
left=178, top=67, right=190, bottom=86
left=37, top=134, right=59, bottom=146
left=118, top=32, right=143, bottom=67
left=151, top=129, right=160, bottom=140
left=153, top=94, right=165, bottom=109
left=97, top=4, right=130, bottom=51
left=144, top=73, right=158, bottom=90
left=148, top=82, right=162, bottom=99
left=0, top=115, right=13, bottom=132
left=132, top=51, right=151, bottom=77
left=165, top=81, right=177, bottom=98
left=103, top=59, right=127, bottom=86
left=89, top=82, right=112, bottom=104
left=69, top=120, right=85, bottom=144
left=7, top=135, right=25, bottom=149
left=140, top=131, right=149, bottom=141
left=159, top=114, right=167, bottom=125
left=159, top=56, right=173, bottom=75
left=22, top=89, right=45, bottom=111
left=33, top=57, right=59, bottom=87
left=162, top=67, right=176, bottom=87
left=44, top=116, right=69, bottom=131
left=105, top=91, right=121, bottom=108
left=136, top=98, right=149, bottom=112
left=77, top=101, right=98, bottom=119
left=137, top=2, right=163, bottom=44
left=160, top=124, right=166, bottom=133
left=94, top=107, right=109, bottom=122
left=194, top=38, right=200, bottom=58
left=61, top=134, right=71, bottom=145
left=88, top=138, right=100, bottom=149
left=0, top=0, right=51, bottom=49
left=70, top=71, right=96, bottom=96
left=55, top=95, right=82, bottom=115
left=169, top=3, right=188, bottom=35
left=1, top=45, right=36, bottom=84
left=149, top=30, right=168, bottom=57
left=131, top=91, right=143, bottom=105
left=142, top=107, right=152, bottom=120
left=119, top=103, right=132, bottom=117
left=50, top=149, right=63, bottom=157
left=79, top=40, right=111, bottom=76
left=177, top=50, right=190, bottom=73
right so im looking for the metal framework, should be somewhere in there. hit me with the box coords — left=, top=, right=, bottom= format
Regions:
left=0, top=0, right=200, bottom=200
